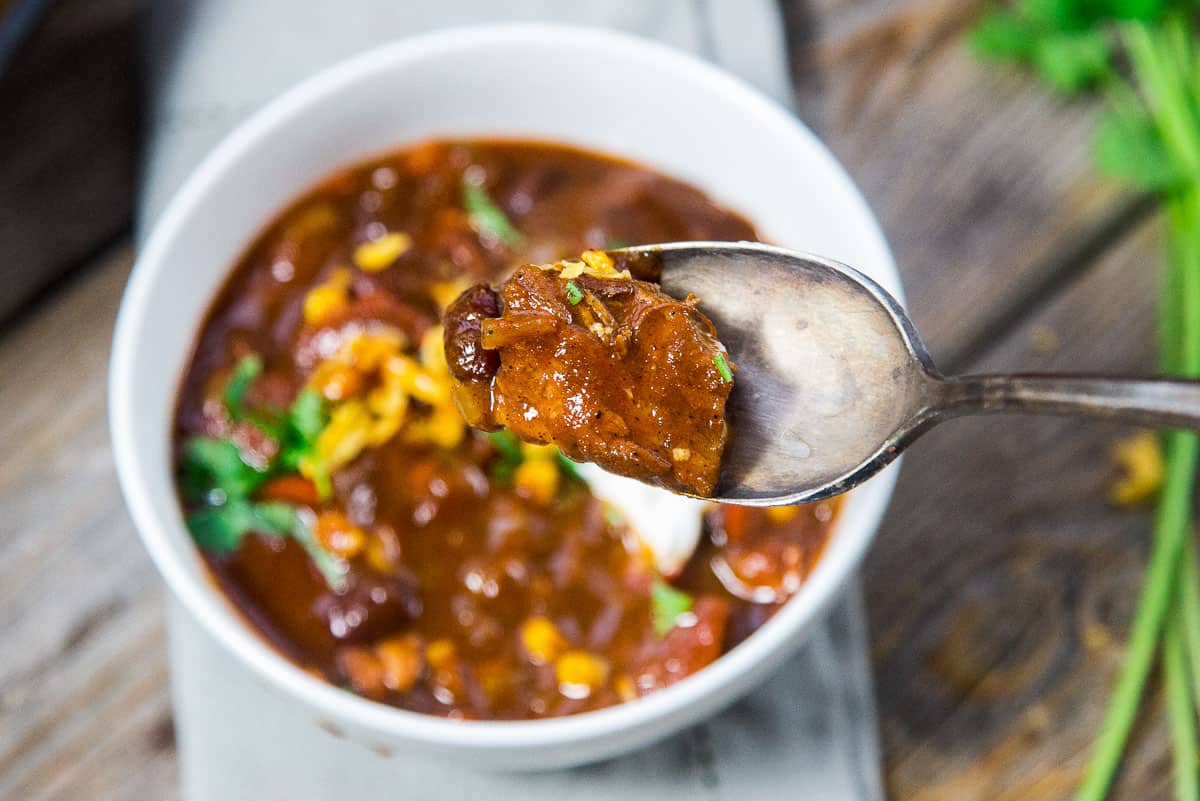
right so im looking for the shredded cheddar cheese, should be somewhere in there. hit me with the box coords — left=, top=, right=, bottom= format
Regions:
left=353, top=231, right=412, bottom=272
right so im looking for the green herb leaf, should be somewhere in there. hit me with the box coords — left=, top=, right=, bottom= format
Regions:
left=223, top=354, right=263, bottom=419
left=1105, top=0, right=1168, bottom=21
left=487, top=430, right=525, bottom=485
left=651, top=578, right=694, bottom=638
left=462, top=176, right=525, bottom=248
left=180, top=437, right=267, bottom=502
left=1095, top=110, right=1182, bottom=189
left=555, top=449, right=585, bottom=483
left=185, top=499, right=295, bottom=554
left=291, top=517, right=349, bottom=592
left=250, top=500, right=300, bottom=533
left=1032, top=29, right=1114, bottom=92
left=713, top=352, right=734, bottom=383
left=288, top=388, right=327, bottom=444
left=565, top=280, right=584, bottom=305
left=971, top=9, right=1041, bottom=60
left=488, top=430, right=524, bottom=460
left=274, top=388, right=330, bottom=498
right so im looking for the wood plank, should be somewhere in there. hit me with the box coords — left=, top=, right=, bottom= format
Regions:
left=0, top=247, right=180, bottom=801
left=779, top=3, right=1182, bottom=797
left=0, top=5, right=1166, bottom=799
left=784, top=0, right=1141, bottom=366
left=866, top=215, right=1172, bottom=801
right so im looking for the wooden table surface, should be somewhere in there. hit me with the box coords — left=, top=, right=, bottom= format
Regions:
left=0, top=2, right=1178, bottom=798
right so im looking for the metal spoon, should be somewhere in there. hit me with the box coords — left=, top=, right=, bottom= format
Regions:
left=613, top=241, right=1200, bottom=506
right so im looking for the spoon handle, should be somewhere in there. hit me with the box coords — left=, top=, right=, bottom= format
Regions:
left=934, top=374, right=1200, bottom=430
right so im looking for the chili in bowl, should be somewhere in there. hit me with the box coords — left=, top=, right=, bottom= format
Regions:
left=110, top=24, right=901, bottom=773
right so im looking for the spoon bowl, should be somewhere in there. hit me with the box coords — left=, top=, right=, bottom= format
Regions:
left=617, top=241, right=1200, bottom=505
left=625, top=242, right=934, bottom=504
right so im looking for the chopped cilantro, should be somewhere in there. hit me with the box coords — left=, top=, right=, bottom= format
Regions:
left=555, top=450, right=585, bottom=482
left=1095, top=109, right=1181, bottom=190
left=487, top=430, right=525, bottom=485
left=651, top=578, right=693, bottom=638
left=222, top=353, right=263, bottom=419
left=179, top=354, right=341, bottom=587
left=565, top=280, right=584, bottom=305
left=288, top=388, right=327, bottom=444
left=185, top=499, right=295, bottom=554
left=713, top=352, right=734, bottom=383
left=487, top=429, right=524, bottom=460
left=462, top=175, right=525, bottom=248
left=278, top=387, right=330, bottom=491
left=179, top=437, right=268, bottom=503
left=292, top=519, right=349, bottom=592
left=487, top=429, right=587, bottom=486
left=1031, top=29, right=1114, bottom=92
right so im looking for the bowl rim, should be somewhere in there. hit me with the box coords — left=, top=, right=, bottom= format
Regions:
left=109, top=21, right=900, bottom=752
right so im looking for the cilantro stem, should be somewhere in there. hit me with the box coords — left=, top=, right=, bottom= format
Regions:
left=969, top=9, right=1200, bottom=800
left=462, top=175, right=525, bottom=249
left=1179, top=546, right=1200, bottom=707
left=1078, top=432, right=1197, bottom=801
left=1165, top=613, right=1199, bottom=801
left=1077, top=189, right=1200, bottom=801
left=713, top=352, right=733, bottom=383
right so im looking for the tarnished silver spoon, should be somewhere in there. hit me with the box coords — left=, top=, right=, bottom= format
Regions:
left=614, top=241, right=1200, bottom=506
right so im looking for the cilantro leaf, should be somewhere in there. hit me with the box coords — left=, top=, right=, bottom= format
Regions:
left=273, top=388, right=331, bottom=498
left=278, top=388, right=328, bottom=471
left=288, top=388, right=327, bottom=444
left=488, top=429, right=524, bottom=461
left=651, top=578, right=694, bottom=638
left=486, top=430, right=587, bottom=486
left=291, top=519, right=349, bottom=592
left=1032, top=29, right=1114, bottom=92
left=185, top=499, right=295, bottom=554
left=251, top=500, right=301, bottom=533
left=1095, top=110, right=1182, bottom=189
left=185, top=499, right=345, bottom=592
left=555, top=450, right=586, bottom=483
left=972, top=9, right=1041, bottom=60
left=1107, top=0, right=1168, bottom=21
left=180, top=437, right=267, bottom=502
left=462, top=176, right=525, bottom=248
left=223, top=354, right=263, bottom=419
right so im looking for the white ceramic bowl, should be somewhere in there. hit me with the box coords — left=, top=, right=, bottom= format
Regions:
left=110, top=23, right=899, bottom=774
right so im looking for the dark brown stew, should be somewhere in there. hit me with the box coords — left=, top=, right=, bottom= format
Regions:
left=444, top=256, right=733, bottom=496
left=174, top=140, right=838, bottom=720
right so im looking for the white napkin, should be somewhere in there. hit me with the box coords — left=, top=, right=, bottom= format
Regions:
left=141, top=2, right=884, bottom=798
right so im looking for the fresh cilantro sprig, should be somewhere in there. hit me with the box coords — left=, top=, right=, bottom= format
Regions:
left=179, top=436, right=268, bottom=504
left=179, top=354, right=343, bottom=589
left=187, top=498, right=296, bottom=553
left=651, top=577, right=694, bottom=638
left=969, top=5, right=1200, bottom=800
left=462, top=173, right=526, bottom=249
left=971, top=0, right=1183, bottom=93
left=485, top=429, right=585, bottom=486
left=222, top=352, right=263, bottom=420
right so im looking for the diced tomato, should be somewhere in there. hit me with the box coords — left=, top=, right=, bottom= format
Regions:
left=257, top=475, right=320, bottom=506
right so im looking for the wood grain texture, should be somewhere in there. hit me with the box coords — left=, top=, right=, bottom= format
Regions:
left=868, top=219, right=1170, bottom=801
left=781, top=1, right=1175, bottom=798
left=786, top=0, right=1139, bottom=367
left=0, top=248, right=180, bottom=801
left=0, top=1, right=1179, bottom=799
